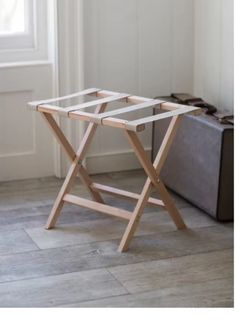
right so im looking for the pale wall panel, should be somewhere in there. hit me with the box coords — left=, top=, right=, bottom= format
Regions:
left=220, top=0, right=234, bottom=111
left=0, top=91, right=34, bottom=155
left=84, top=0, right=194, bottom=166
left=194, top=0, right=234, bottom=112
left=0, top=64, right=54, bottom=181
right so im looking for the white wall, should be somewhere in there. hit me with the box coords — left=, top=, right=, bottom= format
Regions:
left=83, top=0, right=195, bottom=173
left=1, top=0, right=233, bottom=180
left=194, top=0, right=234, bottom=112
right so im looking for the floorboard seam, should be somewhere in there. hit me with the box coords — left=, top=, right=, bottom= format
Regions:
left=0, top=266, right=124, bottom=286
left=22, top=228, right=41, bottom=250
left=0, top=246, right=232, bottom=286
left=0, top=232, right=232, bottom=259
left=105, top=268, right=131, bottom=295
left=54, top=293, right=131, bottom=307
left=56, top=276, right=234, bottom=307
left=21, top=222, right=232, bottom=252
left=103, top=275, right=234, bottom=298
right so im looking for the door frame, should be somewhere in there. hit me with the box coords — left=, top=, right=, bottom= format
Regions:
left=53, top=0, right=85, bottom=178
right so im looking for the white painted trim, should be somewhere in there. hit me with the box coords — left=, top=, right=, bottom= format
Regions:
left=85, top=148, right=152, bottom=175
left=0, top=0, right=34, bottom=50
left=55, top=0, right=85, bottom=177
left=0, top=0, right=48, bottom=63
left=75, top=0, right=85, bottom=151
left=47, top=0, right=61, bottom=177
left=0, top=60, right=52, bottom=69
left=1, top=0, right=85, bottom=179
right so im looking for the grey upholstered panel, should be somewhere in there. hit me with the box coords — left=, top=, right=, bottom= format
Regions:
left=152, top=112, right=233, bottom=221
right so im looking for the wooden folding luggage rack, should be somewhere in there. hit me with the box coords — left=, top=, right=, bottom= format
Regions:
left=29, top=88, right=201, bottom=252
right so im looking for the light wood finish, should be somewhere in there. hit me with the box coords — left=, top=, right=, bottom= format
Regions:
left=28, top=88, right=100, bottom=110
left=102, top=117, right=145, bottom=132
left=91, top=183, right=165, bottom=207
left=45, top=102, right=108, bottom=229
left=78, top=165, right=104, bottom=203
left=63, top=194, right=131, bottom=220
left=28, top=88, right=201, bottom=252
left=96, top=90, right=152, bottom=104
left=41, top=113, right=76, bottom=162
left=154, top=115, right=183, bottom=174
left=118, top=177, right=154, bottom=252
left=41, top=112, right=103, bottom=204
left=96, top=89, right=122, bottom=98
left=38, top=104, right=64, bottom=114
left=126, top=105, right=202, bottom=131
left=124, top=130, right=160, bottom=186
left=68, top=110, right=144, bottom=132
left=126, top=95, right=152, bottom=104
left=156, top=178, right=187, bottom=229
left=118, top=116, right=186, bottom=252
left=90, top=99, right=165, bottom=124
left=160, top=101, right=186, bottom=111
left=45, top=160, right=81, bottom=229
left=59, top=93, right=130, bottom=116
left=29, top=87, right=201, bottom=133
left=69, top=110, right=99, bottom=122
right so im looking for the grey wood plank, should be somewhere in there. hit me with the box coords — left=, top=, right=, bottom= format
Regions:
left=24, top=206, right=219, bottom=249
left=107, top=170, right=192, bottom=209
left=0, top=172, right=114, bottom=196
left=0, top=183, right=89, bottom=211
left=107, top=249, right=233, bottom=294
left=0, top=203, right=108, bottom=232
left=0, top=229, right=38, bottom=255
left=0, top=225, right=232, bottom=283
left=61, top=277, right=233, bottom=307
left=0, top=173, right=114, bottom=211
left=0, top=190, right=174, bottom=231
left=0, top=171, right=233, bottom=308
left=0, top=268, right=127, bottom=307
left=0, top=170, right=189, bottom=214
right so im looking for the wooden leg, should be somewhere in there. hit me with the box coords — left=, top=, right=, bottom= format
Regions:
left=41, top=112, right=103, bottom=203
left=43, top=107, right=187, bottom=251
left=79, top=165, right=104, bottom=203
left=41, top=113, right=76, bottom=162
left=44, top=103, right=107, bottom=229
left=45, top=160, right=82, bottom=229
left=155, top=179, right=186, bottom=229
left=118, top=115, right=186, bottom=252
left=118, top=177, right=153, bottom=252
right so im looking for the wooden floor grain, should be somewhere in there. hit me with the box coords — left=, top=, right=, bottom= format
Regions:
left=0, top=169, right=233, bottom=307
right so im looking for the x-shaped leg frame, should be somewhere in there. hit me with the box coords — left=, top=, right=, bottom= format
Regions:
left=119, top=115, right=186, bottom=251
left=41, top=103, right=187, bottom=252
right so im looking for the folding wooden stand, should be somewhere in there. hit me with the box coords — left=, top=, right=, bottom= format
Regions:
left=29, top=88, right=201, bottom=252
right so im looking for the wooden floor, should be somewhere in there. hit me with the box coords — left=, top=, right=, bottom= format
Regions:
left=0, top=169, right=233, bottom=307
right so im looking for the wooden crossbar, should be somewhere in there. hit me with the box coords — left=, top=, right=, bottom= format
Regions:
left=28, top=88, right=100, bottom=110
left=97, top=90, right=152, bottom=104
left=33, top=88, right=202, bottom=132
left=86, top=99, right=165, bottom=124
left=59, top=93, right=130, bottom=116
left=102, top=117, right=145, bottom=132
left=125, top=105, right=202, bottom=131
left=28, top=87, right=201, bottom=252
left=63, top=194, right=131, bottom=220
left=91, top=183, right=165, bottom=207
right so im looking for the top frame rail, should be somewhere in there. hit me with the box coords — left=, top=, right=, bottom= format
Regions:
left=28, top=88, right=202, bottom=132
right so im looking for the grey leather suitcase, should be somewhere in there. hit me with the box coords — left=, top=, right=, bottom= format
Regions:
left=152, top=110, right=234, bottom=221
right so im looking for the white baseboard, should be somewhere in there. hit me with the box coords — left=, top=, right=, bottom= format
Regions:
left=86, top=148, right=152, bottom=174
